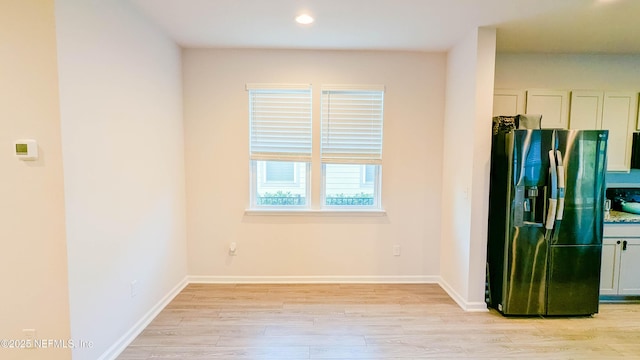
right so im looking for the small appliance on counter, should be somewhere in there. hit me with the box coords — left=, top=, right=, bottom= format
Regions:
left=606, top=188, right=640, bottom=215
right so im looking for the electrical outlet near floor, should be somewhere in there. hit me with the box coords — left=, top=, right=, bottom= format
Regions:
left=393, top=245, right=401, bottom=256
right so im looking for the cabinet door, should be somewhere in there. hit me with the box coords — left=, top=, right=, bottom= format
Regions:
left=526, top=90, right=569, bottom=129
left=601, top=91, right=639, bottom=172
left=493, top=90, right=526, bottom=116
left=618, top=239, right=640, bottom=295
left=600, top=238, right=621, bottom=295
left=569, top=91, right=603, bottom=130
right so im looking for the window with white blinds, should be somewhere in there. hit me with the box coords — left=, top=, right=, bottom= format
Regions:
left=321, top=85, right=384, bottom=164
left=247, top=84, right=311, bottom=208
left=321, top=85, right=384, bottom=208
left=246, top=83, right=385, bottom=211
left=248, top=84, right=312, bottom=162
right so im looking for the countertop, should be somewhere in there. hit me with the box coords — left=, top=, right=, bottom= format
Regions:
left=604, top=210, right=640, bottom=224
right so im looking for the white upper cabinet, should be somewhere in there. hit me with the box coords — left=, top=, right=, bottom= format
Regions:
left=525, top=90, right=569, bottom=129
left=602, top=91, right=638, bottom=172
left=493, top=89, right=526, bottom=117
left=569, top=91, right=603, bottom=130
left=569, top=90, right=638, bottom=172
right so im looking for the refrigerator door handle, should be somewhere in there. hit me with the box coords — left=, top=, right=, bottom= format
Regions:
left=555, top=150, right=565, bottom=221
left=545, top=150, right=558, bottom=231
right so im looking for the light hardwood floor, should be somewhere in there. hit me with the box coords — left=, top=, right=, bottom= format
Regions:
left=118, top=284, right=640, bottom=359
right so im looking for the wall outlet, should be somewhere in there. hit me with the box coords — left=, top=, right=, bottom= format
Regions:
left=130, top=280, right=139, bottom=298
left=393, top=245, right=401, bottom=256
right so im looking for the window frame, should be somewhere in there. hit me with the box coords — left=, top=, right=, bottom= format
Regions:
left=361, top=164, right=375, bottom=186
left=246, top=83, right=385, bottom=214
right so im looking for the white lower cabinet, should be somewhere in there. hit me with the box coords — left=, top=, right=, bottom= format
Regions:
left=618, top=239, right=640, bottom=295
left=600, top=239, right=620, bottom=295
left=601, top=225, right=640, bottom=296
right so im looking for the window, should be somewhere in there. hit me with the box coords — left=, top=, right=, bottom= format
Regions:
left=265, top=161, right=295, bottom=183
left=362, top=164, right=375, bottom=185
left=247, top=84, right=384, bottom=211
left=321, top=86, right=384, bottom=208
left=248, top=84, right=312, bottom=208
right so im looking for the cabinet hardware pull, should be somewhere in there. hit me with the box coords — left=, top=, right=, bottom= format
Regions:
left=623, top=240, right=628, bottom=251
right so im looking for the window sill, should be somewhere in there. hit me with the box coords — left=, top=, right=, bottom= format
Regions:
left=244, top=209, right=387, bottom=217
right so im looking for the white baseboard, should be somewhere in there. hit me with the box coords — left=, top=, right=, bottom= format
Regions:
left=187, top=275, right=440, bottom=284
left=438, top=277, right=488, bottom=312
left=463, top=301, right=489, bottom=312
left=98, top=276, right=188, bottom=360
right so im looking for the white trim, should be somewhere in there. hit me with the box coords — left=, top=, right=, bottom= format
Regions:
left=246, top=83, right=311, bottom=90
left=321, top=84, right=385, bottom=92
left=97, top=276, right=189, bottom=360
left=188, top=275, right=438, bottom=284
left=464, top=301, right=490, bottom=312
left=438, top=277, right=489, bottom=312
left=244, top=209, right=387, bottom=216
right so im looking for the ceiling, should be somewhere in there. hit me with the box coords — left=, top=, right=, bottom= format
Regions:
left=130, top=0, right=640, bottom=53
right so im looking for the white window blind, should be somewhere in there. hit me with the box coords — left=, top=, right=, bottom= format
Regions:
left=321, top=85, right=385, bottom=164
left=248, top=84, right=312, bottom=162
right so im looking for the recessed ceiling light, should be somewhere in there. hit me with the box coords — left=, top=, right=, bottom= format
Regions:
left=295, top=14, right=314, bottom=25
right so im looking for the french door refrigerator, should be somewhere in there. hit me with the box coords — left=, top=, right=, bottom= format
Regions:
left=486, top=128, right=608, bottom=316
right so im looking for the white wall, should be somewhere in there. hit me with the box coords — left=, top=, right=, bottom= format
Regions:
left=183, top=49, right=446, bottom=280
left=440, top=32, right=477, bottom=304
left=0, top=1, right=71, bottom=359
left=440, top=27, right=496, bottom=310
left=469, top=28, right=497, bottom=307
left=495, top=53, right=640, bottom=90
left=55, top=0, right=187, bottom=359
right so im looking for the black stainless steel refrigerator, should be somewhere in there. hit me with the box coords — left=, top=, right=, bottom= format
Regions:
left=486, top=128, right=608, bottom=316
